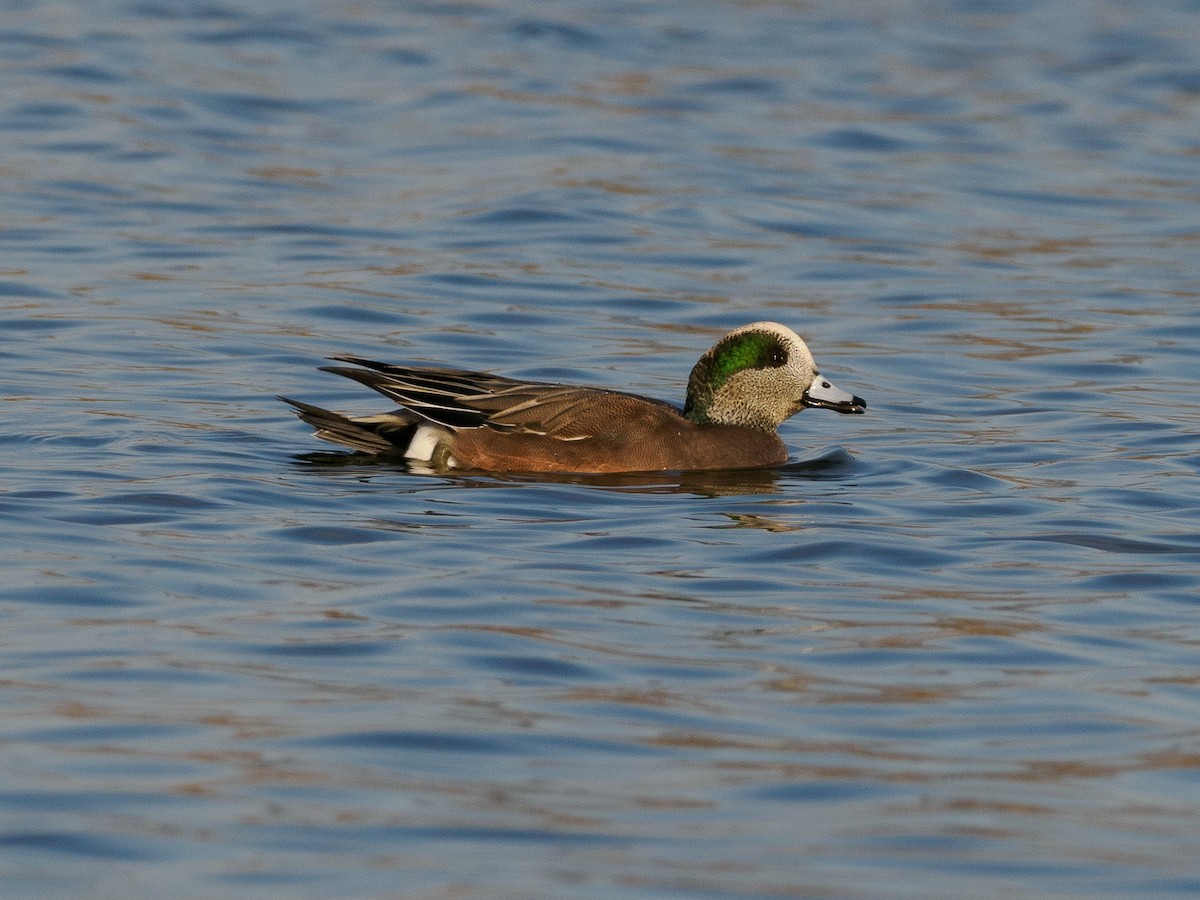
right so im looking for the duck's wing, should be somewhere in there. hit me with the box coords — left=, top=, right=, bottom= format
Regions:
left=321, top=357, right=678, bottom=440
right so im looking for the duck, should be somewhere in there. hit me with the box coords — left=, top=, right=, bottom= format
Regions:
left=280, top=321, right=865, bottom=473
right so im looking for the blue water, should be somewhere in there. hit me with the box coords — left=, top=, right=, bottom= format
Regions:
left=4, top=0, right=1200, bottom=897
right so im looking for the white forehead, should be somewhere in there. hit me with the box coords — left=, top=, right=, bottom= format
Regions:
left=725, top=321, right=815, bottom=366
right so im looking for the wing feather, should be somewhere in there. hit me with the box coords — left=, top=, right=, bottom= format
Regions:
left=319, top=358, right=682, bottom=441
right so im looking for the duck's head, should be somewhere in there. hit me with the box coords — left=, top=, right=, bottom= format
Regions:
left=683, top=321, right=866, bottom=430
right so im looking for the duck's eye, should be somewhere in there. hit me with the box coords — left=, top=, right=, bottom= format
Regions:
left=766, top=348, right=787, bottom=367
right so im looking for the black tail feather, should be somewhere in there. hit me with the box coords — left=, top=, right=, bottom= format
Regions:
left=278, top=396, right=417, bottom=455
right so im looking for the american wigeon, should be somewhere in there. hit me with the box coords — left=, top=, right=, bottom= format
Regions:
left=281, top=321, right=865, bottom=473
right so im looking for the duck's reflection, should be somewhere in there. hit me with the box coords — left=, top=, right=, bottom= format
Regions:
left=290, top=446, right=856, bottom=497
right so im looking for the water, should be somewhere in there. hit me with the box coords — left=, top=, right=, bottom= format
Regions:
left=4, top=0, right=1200, bottom=896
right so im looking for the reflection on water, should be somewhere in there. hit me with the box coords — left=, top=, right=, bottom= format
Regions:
left=4, top=0, right=1200, bottom=897
left=291, top=446, right=857, bottom=496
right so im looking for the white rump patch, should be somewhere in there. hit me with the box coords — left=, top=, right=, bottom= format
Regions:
left=405, top=424, right=453, bottom=465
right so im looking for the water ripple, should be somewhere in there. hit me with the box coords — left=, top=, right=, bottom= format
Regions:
left=4, top=1, right=1200, bottom=897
